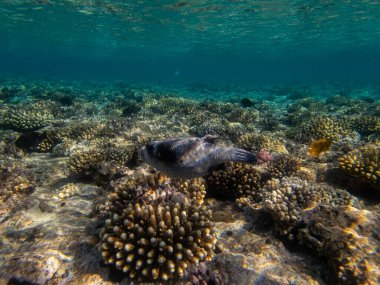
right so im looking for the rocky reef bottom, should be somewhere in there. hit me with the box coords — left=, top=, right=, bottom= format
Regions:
left=0, top=79, right=379, bottom=285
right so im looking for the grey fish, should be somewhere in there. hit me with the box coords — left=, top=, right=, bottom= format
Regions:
left=140, top=135, right=257, bottom=179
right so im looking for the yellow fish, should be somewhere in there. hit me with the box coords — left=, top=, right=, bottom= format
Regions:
left=308, top=139, right=332, bottom=158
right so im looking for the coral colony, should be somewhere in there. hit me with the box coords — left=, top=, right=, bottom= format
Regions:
left=0, top=81, right=379, bottom=284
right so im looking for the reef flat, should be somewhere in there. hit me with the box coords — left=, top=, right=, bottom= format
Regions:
left=0, top=78, right=379, bottom=285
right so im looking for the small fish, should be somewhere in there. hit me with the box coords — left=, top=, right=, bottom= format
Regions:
left=308, top=138, right=332, bottom=158
left=140, top=135, right=257, bottom=179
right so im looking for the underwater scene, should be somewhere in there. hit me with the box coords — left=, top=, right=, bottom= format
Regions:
left=0, top=1, right=380, bottom=285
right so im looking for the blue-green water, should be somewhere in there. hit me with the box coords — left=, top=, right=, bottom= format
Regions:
left=1, top=2, right=380, bottom=285
left=1, top=0, right=380, bottom=84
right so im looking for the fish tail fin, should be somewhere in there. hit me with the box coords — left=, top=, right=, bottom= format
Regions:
left=230, top=148, right=257, bottom=164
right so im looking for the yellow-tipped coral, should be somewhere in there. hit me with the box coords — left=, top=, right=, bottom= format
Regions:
left=296, top=206, right=378, bottom=285
left=99, top=173, right=216, bottom=282
left=206, top=162, right=262, bottom=201
left=288, top=116, right=356, bottom=143
left=338, top=145, right=380, bottom=187
left=1, top=107, right=54, bottom=132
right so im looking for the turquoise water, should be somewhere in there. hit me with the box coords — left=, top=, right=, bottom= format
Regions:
left=1, top=2, right=380, bottom=285
left=1, top=0, right=380, bottom=84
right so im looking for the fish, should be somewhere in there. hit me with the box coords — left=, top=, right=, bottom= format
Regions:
left=308, top=138, right=332, bottom=158
left=140, top=135, right=257, bottom=179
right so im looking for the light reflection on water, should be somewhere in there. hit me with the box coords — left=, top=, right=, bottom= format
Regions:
left=0, top=0, right=379, bottom=57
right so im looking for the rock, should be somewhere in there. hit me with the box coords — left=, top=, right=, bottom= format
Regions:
left=212, top=219, right=322, bottom=285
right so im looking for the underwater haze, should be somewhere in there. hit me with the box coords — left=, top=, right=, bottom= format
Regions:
left=1, top=1, right=380, bottom=285
left=1, top=0, right=380, bottom=84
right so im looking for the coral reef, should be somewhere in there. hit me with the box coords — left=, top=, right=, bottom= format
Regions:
left=351, top=115, right=380, bottom=138
left=0, top=160, right=35, bottom=218
left=206, top=162, right=263, bottom=201
left=262, top=177, right=359, bottom=236
left=296, top=205, right=379, bottom=285
left=262, top=177, right=318, bottom=235
left=223, top=107, right=259, bottom=125
left=1, top=107, right=54, bottom=132
left=325, top=94, right=352, bottom=106
left=56, top=183, right=80, bottom=199
left=240, top=97, right=255, bottom=108
left=261, top=115, right=280, bottom=131
left=285, top=97, right=327, bottom=125
left=338, top=145, right=380, bottom=187
left=0, top=79, right=379, bottom=285
left=0, top=130, right=24, bottom=158
left=189, top=117, right=229, bottom=138
left=68, top=147, right=108, bottom=176
left=287, top=116, right=356, bottom=143
left=266, top=155, right=300, bottom=178
left=68, top=143, right=134, bottom=182
left=236, top=133, right=288, bottom=154
left=99, top=173, right=216, bottom=282
left=142, top=96, right=198, bottom=116
left=184, top=262, right=223, bottom=285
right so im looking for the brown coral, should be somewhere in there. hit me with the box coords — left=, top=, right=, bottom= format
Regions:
left=1, top=107, right=54, bottom=132
left=338, top=145, right=380, bottom=187
left=288, top=116, right=356, bottom=143
left=351, top=115, right=380, bottom=138
left=296, top=206, right=379, bottom=285
left=236, top=133, right=288, bottom=155
left=206, top=162, right=263, bottom=201
left=266, top=155, right=300, bottom=178
left=68, top=142, right=136, bottom=185
left=0, top=160, right=35, bottom=218
left=99, top=173, right=216, bottom=282
left=262, top=177, right=358, bottom=236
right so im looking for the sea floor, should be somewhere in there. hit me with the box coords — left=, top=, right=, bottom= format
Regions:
left=0, top=78, right=379, bottom=285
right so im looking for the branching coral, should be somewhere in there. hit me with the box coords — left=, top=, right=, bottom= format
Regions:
left=262, top=177, right=317, bottom=235
left=1, top=107, right=54, bottom=132
left=36, top=119, right=130, bottom=155
left=262, top=177, right=358, bottom=236
left=68, top=147, right=107, bottom=176
left=0, top=130, right=24, bottom=158
left=298, top=98, right=325, bottom=111
left=99, top=174, right=216, bottom=282
left=296, top=206, right=379, bottom=285
left=287, top=116, right=356, bottom=143
left=0, top=86, right=21, bottom=101
left=338, top=145, right=380, bottom=187
left=206, top=162, right=263, bottom=201
left=68, top=144, right=134, bottom=181
left=142, top=96, right=198, bottom=116
left=286, top=99, right=322, bottom=125
left=56, top=183, right=80, bottom=199
left=236, top=133, right=288, bottom=155
left=325, top=94, right=352, bottom=106
left=0, top=160, right=35, bottom=218
left=224, top=107, right=259, bottom=125
left=351, top=115, right=380, bottom=138
left=189, top=117, right=229, bottom=138
left=266, top=155, right=300, bottom=178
